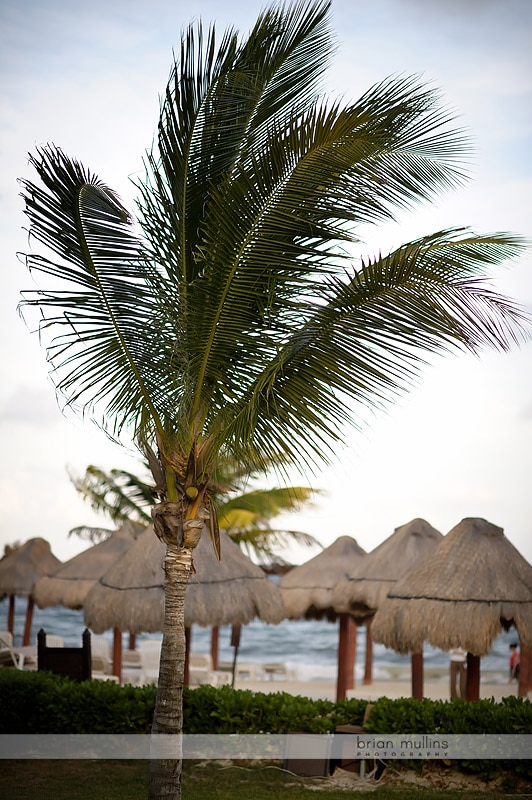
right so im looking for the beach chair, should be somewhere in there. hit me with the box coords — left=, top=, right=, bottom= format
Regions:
left=138, top=640, right=162, bottom=685
left=37, top=628, right=91, bottom=682
left=122, top=649, right=143, bottom=686
left=42, top=634, right=65, bottom=648
left=189, top=653, right=231, bottom=687
left=90, top=636, right=113, bottom=674
left=0, top=631, right=23, bottom=669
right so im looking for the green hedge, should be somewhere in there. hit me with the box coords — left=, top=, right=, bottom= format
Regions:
left=1, top=669, right=530, bottom=738
left=0, top=670, right=157, bottom=733
left=2, top=670, right=530, bottom=782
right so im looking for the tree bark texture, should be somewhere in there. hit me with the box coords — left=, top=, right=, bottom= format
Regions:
left=148, top=542, right=194, bottom=800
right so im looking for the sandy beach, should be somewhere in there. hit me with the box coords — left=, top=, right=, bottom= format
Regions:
left=231, top=669, right=526, bottom=703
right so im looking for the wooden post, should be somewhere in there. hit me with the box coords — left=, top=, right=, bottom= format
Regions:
left=230, top=625, right=242, bottom=688
left=211, top=625, right=219, bottom=670
left=336, top=613, right=350, bottom=702
left=184, top=626, right=191, bottom=687
left=128, top=633, right=136, bottom=650
left=112, top=627, right=122, bottom=683
left=411, top=652, right=423, bottom=699
left=346, top=617, right=357, bottom=690
left=364, top=618, right=373, bottom=685
left=465, top=652, right=480, bottom=701
left=7, top=595, right=15, bottom=636
left=22, top=595, right=35, bottom=646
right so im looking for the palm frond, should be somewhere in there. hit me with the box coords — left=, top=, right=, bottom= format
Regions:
left=69, top=465, right=155, bottom=524
left=228, top=527, right=321, bottom=560
left=67, top=526, right=116, bottom=544
left=221, top=229, right=530, bottom=470
left=18, top=146, right=172, bottom=442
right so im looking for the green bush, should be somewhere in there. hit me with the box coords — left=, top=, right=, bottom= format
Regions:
left=1, top=669, right=530, bottom=738
left=1, top=670, right=530, bottom=782
left=0, top=669, right=157, bottom=733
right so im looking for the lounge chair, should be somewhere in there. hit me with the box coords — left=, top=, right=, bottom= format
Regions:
left=0, top=631, right=23, bottom=669
left=138, top=640, right=162, bottom=685
left=189, top=653, right=231, bottom=687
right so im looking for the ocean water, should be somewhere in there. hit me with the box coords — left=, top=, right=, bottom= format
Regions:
left=1, top=596, right=515, bottom=684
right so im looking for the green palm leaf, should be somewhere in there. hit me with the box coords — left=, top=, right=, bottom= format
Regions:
left=19, top=147, right=170, bottom=441
left=222, top=228, right=529, bottom=468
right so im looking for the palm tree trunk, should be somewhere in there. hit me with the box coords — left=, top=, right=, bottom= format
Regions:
left=148, top=542, right=194, bottom=800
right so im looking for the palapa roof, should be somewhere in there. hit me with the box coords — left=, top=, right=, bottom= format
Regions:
left=279, top=536, right=367, bottom=622
left=331, top=518, right=442, bottom=616
left=0, top=538, right=61, bottom=597
left=371, top=517, right=532, bottom=656
left=33, top=526, right=139, bottom=609
left=83, top=525, right=285, bottom=634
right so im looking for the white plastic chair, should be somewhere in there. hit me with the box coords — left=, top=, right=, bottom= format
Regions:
left=138, top=640, right=162, bottom=685
left=189, top=653, right=231, bottom=687
left=91, top=636, right=112, bottom=675
left=41, top=634, right=65, bottom=648
left=0, top=631, right=23, bottom=669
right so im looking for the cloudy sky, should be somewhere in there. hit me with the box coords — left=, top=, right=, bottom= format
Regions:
left=1, top=0, right=531, bottom=565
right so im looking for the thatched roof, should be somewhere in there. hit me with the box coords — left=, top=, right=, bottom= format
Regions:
left=371, top=517, right=532, bottom=655
left=279, top=536, right=367, bottom=622
left=331, top=518, right=442, bottom=616
left=83, top=526, right=285, bottom=634
left=0, top=538, right=61, bottom=596
left=33, top=526, right=138, bottom=609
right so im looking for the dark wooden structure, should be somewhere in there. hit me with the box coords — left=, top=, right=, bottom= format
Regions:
left=37, top=628, right=92, bottom=681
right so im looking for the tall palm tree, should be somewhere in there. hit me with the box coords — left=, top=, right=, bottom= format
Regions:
left=18, top=2, right=529, bottom=797
left=69, top=463, right=320, bottom=561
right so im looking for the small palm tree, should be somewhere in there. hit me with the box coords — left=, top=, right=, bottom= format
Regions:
left=69, top=463, right=320, bottom=561
left=18, top=2, right=529, bottom=797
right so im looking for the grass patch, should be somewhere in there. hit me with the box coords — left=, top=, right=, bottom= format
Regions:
left=1, top=760, right=519, bottom=800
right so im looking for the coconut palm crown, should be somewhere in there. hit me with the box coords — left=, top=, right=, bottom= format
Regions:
left=17, top=2, right=529, bottom=798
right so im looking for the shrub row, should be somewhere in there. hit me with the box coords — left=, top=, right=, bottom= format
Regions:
left=1, top=669, right=530, bottom=737
left=2, top=670, right=530, bottom=782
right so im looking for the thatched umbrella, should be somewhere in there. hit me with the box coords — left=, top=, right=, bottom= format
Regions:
left=33, top=527, right=136, bottom=610
left=371, top=517, right=532, bottom=700
left=0, top=538, right=61, bottom=645
left=278, top=536, right=367, bottom=701
left=331, top=518, right=443, bottom=695
left=33, top=524, right=140, bottom=674
left=83, top=525, right=285, bottom=681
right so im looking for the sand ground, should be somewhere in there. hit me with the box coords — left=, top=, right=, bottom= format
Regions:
left=231, top=670, right=526, bottom=702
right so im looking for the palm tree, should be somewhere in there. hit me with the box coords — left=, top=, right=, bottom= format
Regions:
left=18, top=2, right=529, bottom=797
left=69, top=462, right=320, bottom=560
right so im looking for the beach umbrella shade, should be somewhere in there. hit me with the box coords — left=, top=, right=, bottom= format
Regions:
left=0, top=538, right=62, bottom=645
left=33, top=523, right=141, bottom=673
left=278, top=536, right=367, bottom=701
left=331, top=518, right=443, bottom=694
left=33, top=525, right=139, bottom=610
left=371, top=517, right=532, bottom=700
left=83, top=525, right=285, bottom=681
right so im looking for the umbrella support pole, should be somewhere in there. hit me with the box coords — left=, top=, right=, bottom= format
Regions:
left=465, top=652, right=480, bottom=701
left=211, top=625, right=219, bottom=671
left=112, top=628, right=122, bottom=683
left=336, top=613, right=354, bottom=701
left=363, top=619, right=373, bottom=685
left=346, top=618, right=357, bottom=690
left=8, top=595, right=15, bottom=636
left=22, top=596, right=34, bottom=646
left=411, top=652, right=423, bottom=699
left=184, top=626, right=191, bottom=686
